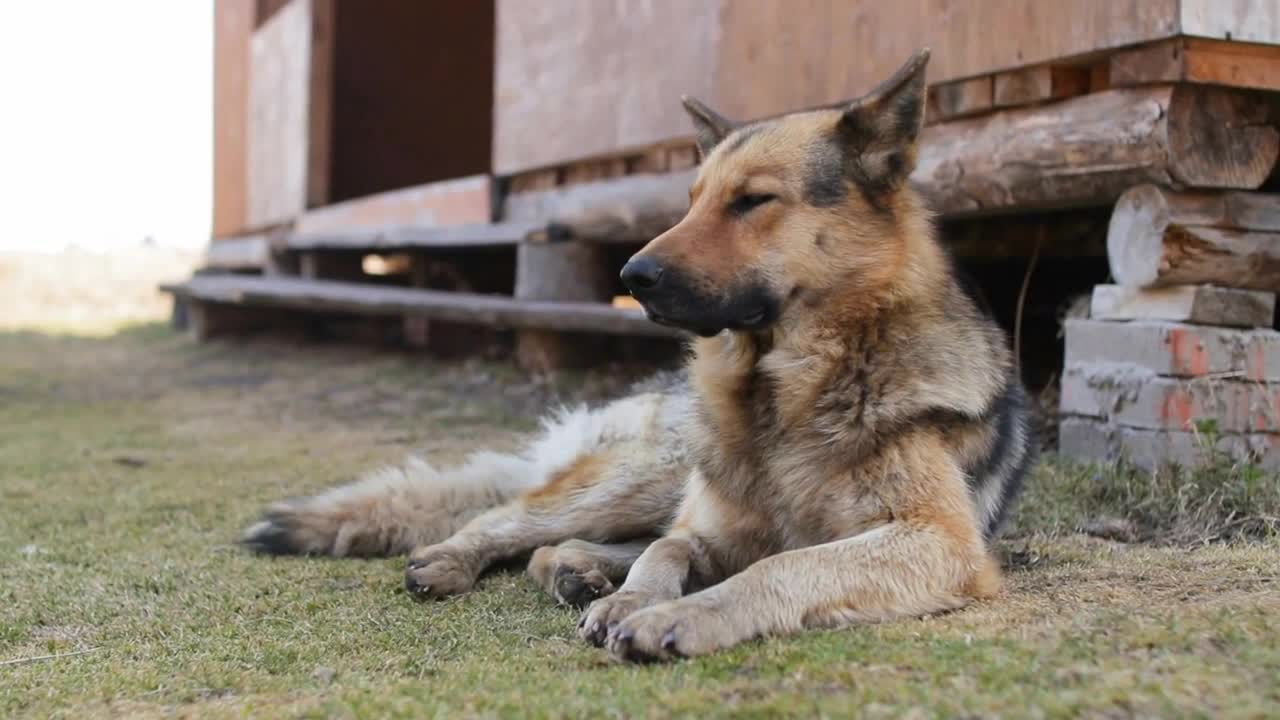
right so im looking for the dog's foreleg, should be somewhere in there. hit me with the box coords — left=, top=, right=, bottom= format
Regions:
left=404, top=445, right=679, bottom=600
left=604, top=441, right=1001, bottom=661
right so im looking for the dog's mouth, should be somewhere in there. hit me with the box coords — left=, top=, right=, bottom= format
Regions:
left=637, top=301, right=772, bottom=337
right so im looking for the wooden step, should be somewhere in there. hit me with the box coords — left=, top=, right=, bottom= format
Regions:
left=162, top=274, right=678, bottom=338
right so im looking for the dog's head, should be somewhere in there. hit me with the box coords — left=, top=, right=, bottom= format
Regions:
left=620, top=50, right=931, bottom=337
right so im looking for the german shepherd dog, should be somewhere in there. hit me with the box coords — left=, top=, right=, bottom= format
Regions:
left=243, top=50, right=1034, bottom=662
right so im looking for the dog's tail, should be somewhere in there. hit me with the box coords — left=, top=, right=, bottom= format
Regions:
left=241, top=450, right=538, bottom=557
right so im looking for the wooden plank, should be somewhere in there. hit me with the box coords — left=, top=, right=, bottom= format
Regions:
left=213, top=0, right=255, bottom=237
left=1089, top=284, right=1275, bottom=327
left=1180, top=0, right=1280, bottom=45
left=992, top=66, right=1090, bottom=108
left=1108, top=185, right=1280, bottom=290
left=162, top=275, right=680, bottom=338
left=246, top=0, right=334, bottom=227
left=1110, top=38, right=1280, bottom=91
left=295, top=176, right=493, bottom=237
left=926, top=76, right=993, bottom=123
left=288, top=221, right=541, bottom=250
left=494, top=0, right=1185, bottom=174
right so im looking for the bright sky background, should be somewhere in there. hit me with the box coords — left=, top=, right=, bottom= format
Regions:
left=0, top=2, right=212, bottom=252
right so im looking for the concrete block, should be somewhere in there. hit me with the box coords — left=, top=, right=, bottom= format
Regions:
left=1061, top=366, right=1280, bottom=433
left=1058, top=417, right=1280, bottom=471
left=1064, top=319, right=1280, bottom=381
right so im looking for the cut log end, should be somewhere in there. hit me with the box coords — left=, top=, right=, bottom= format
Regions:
left=1108, top=184, right=1280, bottom=292
left=1167, top=85, right=1280, bottom=190
left=1108, top=184, right=1170, bottom=287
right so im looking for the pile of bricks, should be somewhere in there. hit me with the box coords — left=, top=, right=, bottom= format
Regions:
left=1059, top=284, right=1280, bottom=470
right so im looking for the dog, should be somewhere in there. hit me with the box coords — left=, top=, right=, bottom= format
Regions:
left=243, top=49, right=1034, bottom=662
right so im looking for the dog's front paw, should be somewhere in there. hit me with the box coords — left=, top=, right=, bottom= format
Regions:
left=577, top=591, right=659, bottom=647
left=607, top=597, right=740, bottom=662
left=404, top=545, right=477, bottom=600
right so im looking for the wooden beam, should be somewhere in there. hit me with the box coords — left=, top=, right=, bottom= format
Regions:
left=508, top=86, right=1280, bottom=241
left=1107, top=184, right=1280, bottom=290
left=505, top=170, right=696, bottom=244
left=1110, top=38, right=1280, bottom=92
left=162, top=275, right=680, bottom=338
left=917, top=84, right=1278, bottom=215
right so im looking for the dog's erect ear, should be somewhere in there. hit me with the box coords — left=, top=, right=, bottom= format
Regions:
left=837, top=49, right=931, bottom=187
left=681, top=95, right=735, bottom=158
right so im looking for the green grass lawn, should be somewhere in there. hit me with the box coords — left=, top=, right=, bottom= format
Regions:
left=2, top=325, right=1278, bottom=718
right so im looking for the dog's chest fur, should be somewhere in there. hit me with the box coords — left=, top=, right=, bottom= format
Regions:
left=687, top=321, right=904, bottom=550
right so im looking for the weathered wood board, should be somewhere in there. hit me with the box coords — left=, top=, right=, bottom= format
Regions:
left=494, top=0, right=1227, bottom=174
left=294, top=176, right=494, bottom=238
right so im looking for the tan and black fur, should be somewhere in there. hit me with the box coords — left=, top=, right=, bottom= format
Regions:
left=243, top=50, right=1034, bottom=661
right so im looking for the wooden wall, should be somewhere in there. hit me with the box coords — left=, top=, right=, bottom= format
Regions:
left=212, top=0, right=254, bottom=237
left=246, top=0, right=333, bottom=229
left=494, top=0, right=1266, bottom=175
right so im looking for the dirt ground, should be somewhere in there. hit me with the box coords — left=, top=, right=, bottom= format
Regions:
left=1, top=250, right=1278, bottom=718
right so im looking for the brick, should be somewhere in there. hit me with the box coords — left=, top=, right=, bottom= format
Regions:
left=1061, top=366, right=1280, bottom=433
left=1089, top=284, right=1275, bottom=328
left=1064, top=319, right=1280, bottom=381
left=1059, top=417, right=1280, bottom=471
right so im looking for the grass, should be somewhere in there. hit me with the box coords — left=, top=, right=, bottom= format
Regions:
left=1, top=259, right=1278, bottom=717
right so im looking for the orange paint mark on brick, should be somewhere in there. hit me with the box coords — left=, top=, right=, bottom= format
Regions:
left=1161, top=389, right=1195, bottom=430
left=1167, top=328, right=1209, bottom=375
left=1246, top=345, right=1265, bottom=382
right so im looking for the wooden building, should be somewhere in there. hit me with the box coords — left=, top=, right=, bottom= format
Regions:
left=168, top=0, right=1280, bottom=466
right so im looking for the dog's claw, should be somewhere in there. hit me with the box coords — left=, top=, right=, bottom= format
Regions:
left=661, top=630, right=678, bottom=652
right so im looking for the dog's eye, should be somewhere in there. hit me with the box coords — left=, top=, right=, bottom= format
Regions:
left=728, top=193, right=777, bottom=215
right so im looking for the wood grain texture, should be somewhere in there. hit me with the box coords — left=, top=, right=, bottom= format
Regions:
left=493, top=0, right=1183, bottom=173
left=1108, top=184, right=1280, bottom=290
left=213, top=0, right=255, bottom=237
left=917, top=85, right=1276, bottom=217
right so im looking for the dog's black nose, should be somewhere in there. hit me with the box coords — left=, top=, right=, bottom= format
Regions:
left=620, top=256, right=664, bottom=292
